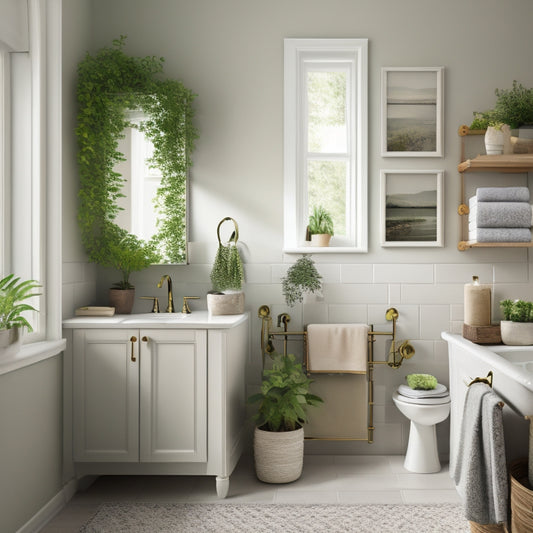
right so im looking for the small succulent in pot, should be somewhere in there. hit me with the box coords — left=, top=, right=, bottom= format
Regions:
left=307, top=205, right=334, bottom=246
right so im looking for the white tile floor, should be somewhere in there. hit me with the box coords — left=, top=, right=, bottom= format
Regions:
left=40, top=455, right=461, bottom=532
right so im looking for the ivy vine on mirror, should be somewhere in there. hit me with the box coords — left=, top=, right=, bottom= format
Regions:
left=76, top=36, right=197, bottom=268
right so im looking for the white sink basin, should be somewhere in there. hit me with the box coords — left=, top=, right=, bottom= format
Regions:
left=120, top=313, right=189, bottom=324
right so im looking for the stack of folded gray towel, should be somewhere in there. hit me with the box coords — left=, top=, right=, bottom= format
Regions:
left=469, top=186, right=532, bottom=243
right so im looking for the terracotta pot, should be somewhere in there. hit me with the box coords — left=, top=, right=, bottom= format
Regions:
left=253, top=426, right=304, bottom=484
left=109, top=288, right=135, bottom=314
left=310, top=233, right=331, bottom=247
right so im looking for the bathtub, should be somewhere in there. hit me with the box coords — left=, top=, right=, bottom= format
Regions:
left=441, top=332, right=533, bottom=470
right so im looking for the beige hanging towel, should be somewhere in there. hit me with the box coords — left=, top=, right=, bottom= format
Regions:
left=307, top=324, right=369, bottom=373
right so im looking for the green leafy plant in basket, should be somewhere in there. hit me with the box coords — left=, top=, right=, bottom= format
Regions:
left=0, top=274, right=41, bottom=332
left=281, top=255, right=322, bottom=307
left=248, top=352, right=323, bottom=432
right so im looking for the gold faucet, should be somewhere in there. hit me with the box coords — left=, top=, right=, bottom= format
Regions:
left=157, top=275, right=174, bottom=313
left=182, top=296, right=200, bottom=314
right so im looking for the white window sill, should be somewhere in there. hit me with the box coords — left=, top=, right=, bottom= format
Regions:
left=283, top=246, right=367, bottom=254
left=0, top=339, right=66, bottom=377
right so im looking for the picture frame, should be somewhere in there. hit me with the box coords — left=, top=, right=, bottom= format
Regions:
left=380, top=170, right=444, bottom=247
left=381, top=67, right=444, bottom=157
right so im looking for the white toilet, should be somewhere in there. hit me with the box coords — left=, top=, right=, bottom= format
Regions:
left=392, top=387, right=450, bottom=473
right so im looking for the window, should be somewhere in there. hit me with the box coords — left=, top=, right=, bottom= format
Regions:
left=1, top=0, right=62, bottom=343
left=284, top=39, right=368, bottom=253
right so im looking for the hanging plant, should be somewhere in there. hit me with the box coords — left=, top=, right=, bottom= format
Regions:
left=210, top=217, right=244, bottom=292
left=281, top=256, right=322, bottom=307
left=76, top=36, right=198, bottom=279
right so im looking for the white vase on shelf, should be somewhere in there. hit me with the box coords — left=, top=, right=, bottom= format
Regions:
left=484, top=126, right=504, bottom=155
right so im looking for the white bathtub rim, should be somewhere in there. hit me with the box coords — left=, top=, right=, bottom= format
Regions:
left=441, top=331, right=533, bottom=394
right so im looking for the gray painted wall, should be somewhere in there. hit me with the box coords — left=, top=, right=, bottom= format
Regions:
left=76, top=0, right=533, bottom=456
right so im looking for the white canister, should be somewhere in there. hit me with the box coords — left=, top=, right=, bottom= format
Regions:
left=464, top=275, right=492, bottom=326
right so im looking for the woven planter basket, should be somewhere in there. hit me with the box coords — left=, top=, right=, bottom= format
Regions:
left=468, top=521, right=505, bottom=533
left=253, top=426, right=304, bottom=484
left=510, top=459, right=533, bottom=533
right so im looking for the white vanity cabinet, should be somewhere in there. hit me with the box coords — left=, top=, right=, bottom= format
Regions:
left=72, top=328, right=207, bottom=464
left=63, top=312, right=249, bottom=498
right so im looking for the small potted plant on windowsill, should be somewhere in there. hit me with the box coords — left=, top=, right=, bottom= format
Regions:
left=307, top=205, right=334, bottom=247
left=0, top=274, right=41, bottom=358
left=207, top=217, right=245, bottom=315
left=500, top=299, right=533, bottom=345
left=247, top=352, right=323, bottom=483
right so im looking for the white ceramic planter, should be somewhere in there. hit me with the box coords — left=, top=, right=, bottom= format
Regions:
left=253, top=426, right=304, bottom=483
left=207, top=291, right=244, bottom=316
left=0, top=327, right=22, bottom=358
left=500, top=320, right=533, bottom=345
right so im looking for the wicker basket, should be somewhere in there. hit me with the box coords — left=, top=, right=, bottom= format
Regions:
left=253, top=426, right=304, bottom=484
left=510, top=459, right=533, bottom=533
left=469, top=521, right=505, bottom=533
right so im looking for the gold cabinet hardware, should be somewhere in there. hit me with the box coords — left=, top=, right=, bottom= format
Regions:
left=182, top=296, right=200, bottom=314
left=130, top=336, right=137, bottom=361
left=142, top=336, right=148, bottom=342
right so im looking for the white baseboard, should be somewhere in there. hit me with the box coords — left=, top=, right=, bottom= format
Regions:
left=17, top=478, right=77, bottom=533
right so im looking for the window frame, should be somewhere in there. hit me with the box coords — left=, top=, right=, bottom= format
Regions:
left=283, top=38, right=368, bottom=253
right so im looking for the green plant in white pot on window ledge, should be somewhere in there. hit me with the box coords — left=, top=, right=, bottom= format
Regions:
left=307, top=205, right=334, bottom=247
left=0, top=274, right=41, bottom=357
left=500, top=299, right=533, bottom=345
left=208, top=217, right=245, bottom=316
left=247, top=352, right=323, bottom=483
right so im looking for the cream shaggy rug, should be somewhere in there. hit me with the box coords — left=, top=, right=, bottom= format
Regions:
left=80, top=502, right=470, bottom=532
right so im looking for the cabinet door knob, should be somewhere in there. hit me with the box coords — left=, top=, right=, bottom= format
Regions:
left=130, top=336, right=137, bottom=362
left=142, top=336, right=148, bottom=342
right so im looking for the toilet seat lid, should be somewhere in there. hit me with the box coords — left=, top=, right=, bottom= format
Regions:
left=398, top=383, right=448, bottom=399
left=393, top=390, right=450, bottom=405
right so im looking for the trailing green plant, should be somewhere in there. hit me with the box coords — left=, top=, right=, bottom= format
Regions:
left=471, top=81, right=533, bottom=130
left=247, top=352, right=323, bottom=432
left=500, top=299, right=533, bottom=322
left=210, top=243, right=244, bottom=292
left=210, top=217, right=244, bottom=292
left=308, top=205, right=334, bottom=235
left=0, top=274, right=41, bottom=331
left=76, top=36, right=198, bottom=276
left=281, top=256, right=322, bottom=307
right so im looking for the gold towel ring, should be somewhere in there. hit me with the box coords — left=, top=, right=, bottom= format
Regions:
left=468, top=370, right=494, bottom=388
left=216, top=217, right=239, bottom=245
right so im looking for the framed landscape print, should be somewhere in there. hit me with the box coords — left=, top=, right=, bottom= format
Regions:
left=380, top=170, right=444, bottom=247
left=381, top=67, right=444, bottom=157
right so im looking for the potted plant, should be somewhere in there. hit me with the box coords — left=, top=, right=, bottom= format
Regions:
left=0, top=274, right=41, bottom=357
left=500, top=299, right=533, bottom=345
left=106, top=230, right=160, bottom=314
left=248, top=352, right=323, bottom=483
left=207, top=217, right=245, bottom=315
left=281, top=256, right=322, bottom=307
left=308, top=205, right=334, bottom=247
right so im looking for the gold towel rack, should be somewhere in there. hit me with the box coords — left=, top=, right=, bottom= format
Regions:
left=257, top=305, right=415, bottom=443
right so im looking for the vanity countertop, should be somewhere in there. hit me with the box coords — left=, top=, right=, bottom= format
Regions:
left=63, top=311, right=249, bottom=329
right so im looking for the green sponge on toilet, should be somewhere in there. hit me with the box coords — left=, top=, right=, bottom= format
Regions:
left=406, top=373, right=438, bottom=390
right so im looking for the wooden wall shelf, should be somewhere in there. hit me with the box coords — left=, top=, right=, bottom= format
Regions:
left=457, top=125, right=533, bottom=251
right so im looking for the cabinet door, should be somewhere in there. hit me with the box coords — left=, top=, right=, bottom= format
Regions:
left=73, top=329, right=139, bottom=462
left=139, top=329, right=207, bottom=462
